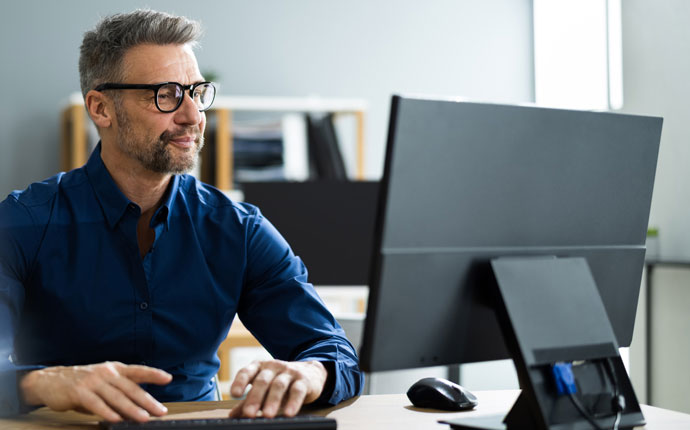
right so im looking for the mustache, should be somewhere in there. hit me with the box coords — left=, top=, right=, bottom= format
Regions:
left=160, top=127, right=203, bottom=143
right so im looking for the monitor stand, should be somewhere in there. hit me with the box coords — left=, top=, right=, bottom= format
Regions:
left=440, top=256, right=645, bottom=430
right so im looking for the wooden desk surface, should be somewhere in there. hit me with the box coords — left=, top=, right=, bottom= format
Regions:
left=2, top=391, right=690, bottom=430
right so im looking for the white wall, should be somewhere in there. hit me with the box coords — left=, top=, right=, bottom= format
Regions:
left=0, top=0, right=534, bottom=195
left=622, top=0, right=690, bottom=413
left=621, top=1, right=690, bottom=259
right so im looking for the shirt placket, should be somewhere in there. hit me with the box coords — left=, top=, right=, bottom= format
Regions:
left=119, top=203, right=154, bottom=366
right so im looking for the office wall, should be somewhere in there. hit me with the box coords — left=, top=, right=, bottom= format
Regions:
left=622, top=0, right=690, bottom=413
left=0, top=0, right=534, bottom=195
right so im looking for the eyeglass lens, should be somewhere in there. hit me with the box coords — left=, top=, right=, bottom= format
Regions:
left=157, top=83, right=215, bottom=112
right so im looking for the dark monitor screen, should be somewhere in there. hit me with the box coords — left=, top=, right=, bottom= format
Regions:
left=241, top=181, right=379, bottom=286
left=360, top=96, right=662, bottom=372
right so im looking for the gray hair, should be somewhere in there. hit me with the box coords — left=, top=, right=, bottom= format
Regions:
left=79, top=9, right=202, bottom=98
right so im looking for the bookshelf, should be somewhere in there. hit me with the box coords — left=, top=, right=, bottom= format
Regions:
left=60, top=94, right=368, bottom=189
left=60, top=94, right=90, bottom=172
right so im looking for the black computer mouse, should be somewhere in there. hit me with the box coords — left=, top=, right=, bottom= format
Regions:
left=406, top=377, right=478, bottom=411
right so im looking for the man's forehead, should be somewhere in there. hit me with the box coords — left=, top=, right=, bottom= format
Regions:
left=121, top=43, right=202, bottom=83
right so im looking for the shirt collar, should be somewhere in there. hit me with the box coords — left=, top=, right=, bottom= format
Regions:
left=85, top=143, right=132, bottom=229
left=85, top=142, right=181, bottom=231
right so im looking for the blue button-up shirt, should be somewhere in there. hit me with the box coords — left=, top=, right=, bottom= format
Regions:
left=0, top=145, right=363, bottom=415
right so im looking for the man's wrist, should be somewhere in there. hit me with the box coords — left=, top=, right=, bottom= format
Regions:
left=307, top=360, right=336, bottom=405
left=307, top=360, right=327, bottom=380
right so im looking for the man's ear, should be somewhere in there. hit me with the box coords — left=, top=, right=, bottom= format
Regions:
left=85, top=90, right=114, bottom=129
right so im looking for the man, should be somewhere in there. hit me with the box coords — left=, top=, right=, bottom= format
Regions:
left=0, top=10, right=363, bottom=422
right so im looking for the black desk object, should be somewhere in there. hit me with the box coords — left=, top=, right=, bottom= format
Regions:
left=240, top=181, right=379, bottom=286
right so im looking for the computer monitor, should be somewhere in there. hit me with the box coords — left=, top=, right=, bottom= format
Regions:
left=241, top=181, right=379, bottom=286
left=359, top=96, right=662, bottom=427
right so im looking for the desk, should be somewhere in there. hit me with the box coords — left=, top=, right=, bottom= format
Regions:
left=644, top=259, right=690, bottom=405
left=2, top=391, right=690, bottom=430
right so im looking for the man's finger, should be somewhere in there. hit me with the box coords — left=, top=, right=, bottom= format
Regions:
left=228, top=399, right=246, bottom=418
left=283, top=379, right=308, bottom=417
left=240, top=368, right=276, bottom=417
left=261, top=372, right=293, bottom=418
left=77, top=388, right=122, bottom=423
left=109, top=373, right=168, bottom=417
left=95, top=383, right=151, bottom=422
left=120, top=365, right=173, bottom=385
left=230, top=361, right=261, bottom=398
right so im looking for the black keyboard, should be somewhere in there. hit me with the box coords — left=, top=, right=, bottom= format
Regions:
left=98, top=416, right=336, bottom=430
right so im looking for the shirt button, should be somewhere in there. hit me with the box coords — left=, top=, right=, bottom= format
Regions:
left=139, top=302, right=149, bottom=310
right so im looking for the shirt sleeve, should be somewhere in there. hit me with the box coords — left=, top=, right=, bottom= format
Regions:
left=0, top=197, right=43, bottom=416
left=236, top=207, right=364, bottom=405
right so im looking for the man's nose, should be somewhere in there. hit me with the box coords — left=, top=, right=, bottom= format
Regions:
left=174, top=91, right=203, bottom=126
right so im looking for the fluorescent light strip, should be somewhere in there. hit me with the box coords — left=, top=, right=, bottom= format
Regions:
left=607, top=0, right=624, bottom=110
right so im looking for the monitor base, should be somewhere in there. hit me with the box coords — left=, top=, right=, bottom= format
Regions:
left=439, top=413, right=506, bottom=430
left=440, top=391, right=644, bottom=429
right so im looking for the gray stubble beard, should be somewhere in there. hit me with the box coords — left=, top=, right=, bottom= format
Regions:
left=115, top=107, right=204, bottom=175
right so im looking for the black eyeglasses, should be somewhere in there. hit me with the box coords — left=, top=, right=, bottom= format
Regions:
left=94, top=81, right=216, bottom=113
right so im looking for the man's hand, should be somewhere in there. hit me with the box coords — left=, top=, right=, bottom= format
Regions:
left=228, top=360, right=327, bottom=418
left=20, top=361, right=172, bottom=422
